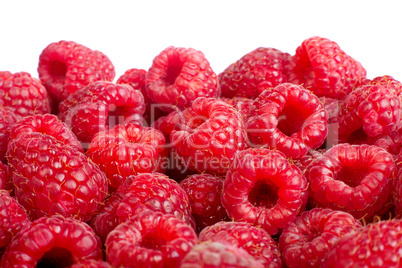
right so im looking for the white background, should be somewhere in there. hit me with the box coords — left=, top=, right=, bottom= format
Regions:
left=1, top=0, right=402, bottom=82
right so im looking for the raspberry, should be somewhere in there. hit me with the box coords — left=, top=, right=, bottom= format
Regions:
left=58, top=81, right=146, bottom=144
left=6, top=132, right=108, bottom=221
left=247, top=83, right=328, bottom=159
left=221, top=148, right=309, bottom=235
left=291, top=36, right=366, bottom=99
left=117, top=68, right=166, bottom=124
left=322, top=219, right=402, bottom=267
left=105, top=211, right=197, bottom=268
left=9, top=113, right=83, bottom=153
left=308, top=143, right=396, bottom=220
left=278, top=208, right=363, bottom=268
left=115, top=173, right=195, bottom=229
left=90, top=173, right=195, bottom=242
left=38, top=40, right=115, bottom=105
left=220, top=97, right=255, bottom=122
left=393, top=149, right=402, bottom=217
left=179, top=174, right=229, bottom=232
left=0, top=190, right=30, bottom=249
left=199, top=221, right=282, bottom=268
left=0, top=71, right=51, bottom=117
left=70, top=260, right=113, bottom=268
left=152, top=110, right=182, bottom=144
left=0, top=106, right=20, bottom=163
left=218, top=47, right=296, bottom=99
left=0, top=215, right=103, bottom=268
left=145, top=46, right=219, bottom=111
left=338, top=84, right=402, bottom=143
left=180, top=241, right=264, bottom=268
left=171, top=97, right=247, bottom=175
left=86, top=121, right=166, bottom=190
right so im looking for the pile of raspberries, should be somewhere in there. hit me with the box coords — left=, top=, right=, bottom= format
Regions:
left=0, top=36, right=401, bottom=267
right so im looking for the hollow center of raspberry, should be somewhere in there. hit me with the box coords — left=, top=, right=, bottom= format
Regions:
left=36, top=247, right=74, bottom=268
left=335, top=166, right=368, bottom=187
left=277, top=105, right=306, bottom=136
left=141, top=234, right=166, bottom=250
left=49, top=60, right=67, bottom=80
left=164, top=65, right=182, bottom=85
left=248, top=180, right=279, bottom=208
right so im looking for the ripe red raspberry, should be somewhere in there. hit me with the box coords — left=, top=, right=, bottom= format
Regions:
left=338, top=84, right=402, bottom=143
left=322, top=219, right=402, bottom=267
left=220, top=97, right=255, bottom=122
left=145, top=46, right=219, bottom=111
left=0, top=215, right=103, bottom=268
left=0, top=71, right=51, bottom=117
left=278, top=208, right=363, bottom=268
left=308, top=143, right=395, bottom=220
left=393, top=149, right=402, bottom=217
left=180, top=241, right=264, bottom=268
left=70, top=260, right=113, bottom=268
left=90, top=173, right=195, bottom=242
left=291, top=36, right=366, bottom=99
left=58, top=81, right=146, bottom=144
left=38, top=40, right=115, bottom=105
left=9, top=113, right=83, bottom=153
left=0, top=106, right=20, bottom=163
left=6, top=132, right=108, bottom=222
left=218, top=47, right=296, bottom=99
left=171, top=97, right=247, bottom=176
left=86, top=121, right=166, bottom=190
left=179, top=174, right=229, bottom=232
left=247, top=83, right=328, bottom=159
left=359, top=75, right=402, bottom=97
left=105, top=211, right=197, bottom=268
left=199, top=221, right=282, bottom=268
left=152, top=110, right=182, bottom=144
left=222, top=148, right=309, bottom=235
left=0, top=190, right=30, bottom=249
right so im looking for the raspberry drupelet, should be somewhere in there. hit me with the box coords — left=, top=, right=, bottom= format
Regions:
left=221, top=148, right=309, bottom=236
left=247, top=83, right=328, bottom=159
left=146, top=46, right=219, bottom=112
left=0, top=106, right=20, bottom=163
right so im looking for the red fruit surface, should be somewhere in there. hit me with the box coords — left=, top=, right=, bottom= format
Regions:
left=86, top=121, right=166, bottom=190
left=199, top=221, right=282, bottom=268
left=58, top=81, right=145, bottom=144
left=0, top=71, right=51, bottom=117
left=179, top=174, right=229, bottom=232
left=9, top=113, right=83, bottom=153
left=145, top=46, right=219, bottom=111
left=218, top=47, right=296, bottom=99
left=38, top=40, right=115, bottom=105
left=6, top=133, right=108, bottom=222
left=0, top=215, right=103, bottom=268
left=105, top=211, right=197, bottom=268
left=221, top=148, right=309, bottom=235
left=322, top=219, right=402, bottom=267
left=338, top=84, right=402, bottom=143
left=180, top=241, right=264, bottom=268
left=70, top=260, right=113, bottom=268
left=279, top=208, right=362, bottom=268
left=247, top=83, right=327, bottom=159
left=0, top=190, right=30, bottom=249
left=0, top=163, right=7, bottom=190
left=171, top=97, right=247, bottom=175
left=220, top=97, right=255, bottom=122
left=291, top=36, right=366, bottom=99
left=308, top=143, right=395, bottom=220
left=393, top=149, right=402, bottom=217
left=0, top=106, right=20, bottom=163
